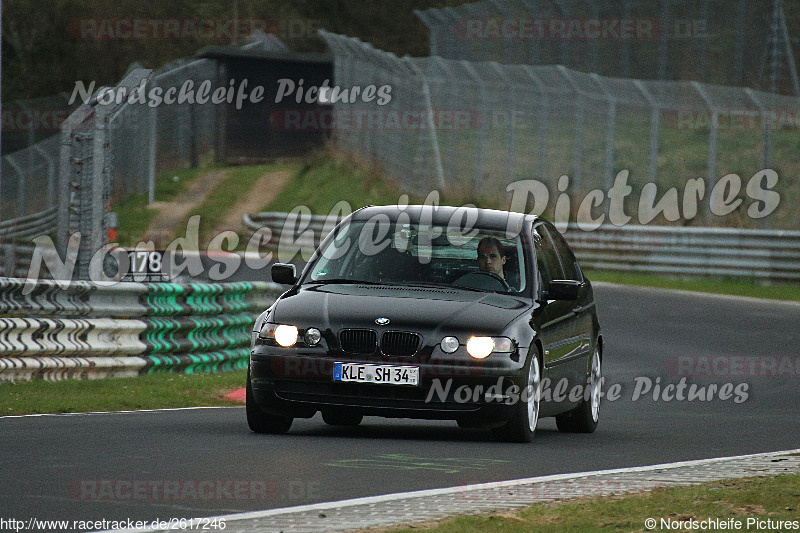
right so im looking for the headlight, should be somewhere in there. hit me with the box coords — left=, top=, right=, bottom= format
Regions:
left=466, top=336, right=494, bottom=359
left=440, top=336, right=459, bottom=353
left=492, top=337, right=513, bottom=353
left=259, top=323, right=299, bottom=347
left=465, top=336, right=514, bottom=359
left=304, top=328, right=322, bottom=346
left=275, top=325, right=299, bottom=347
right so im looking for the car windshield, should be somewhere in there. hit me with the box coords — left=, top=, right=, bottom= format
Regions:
left=306, top=220, right=528, bottom=294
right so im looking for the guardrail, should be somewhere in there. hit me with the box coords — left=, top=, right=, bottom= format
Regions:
left=243, top=211, right=800, bottom=282
left=0, top=209, right=57, bottom=242
left=0, top=278, right=284, bottom=381
left=0, top=243, right=36, bottom=279
left=565, top=225, right=800, bottom=281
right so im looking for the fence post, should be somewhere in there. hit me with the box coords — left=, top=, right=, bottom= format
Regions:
left=743, top=88, right=773, bottom=229
left=33, top=142, right=56, bottom=211
left=57, top=108, right=76, bottom=255
left=406, top=59, right=446, bottom=190
left=521, top=66, right=549, bottom=180
left=82, top=104, right=111, bottom=280
left=691, top=82, right=718, bottom=224
left=431, top=56, right=459, bottom=184
left=490, top=63, right=516, bottom=183
left=633, top=80, right=660, bottom=186
left=557, top=66, right=584, bottom=189
left=591, top=73, right=617, bottom=194
left=460, top=61, right=488, bottom=195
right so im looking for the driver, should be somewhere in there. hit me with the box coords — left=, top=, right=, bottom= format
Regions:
left=477, top=237, right=507, bottom=280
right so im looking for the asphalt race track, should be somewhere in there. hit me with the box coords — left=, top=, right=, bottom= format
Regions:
left=1, top=283, right=799, bottom=530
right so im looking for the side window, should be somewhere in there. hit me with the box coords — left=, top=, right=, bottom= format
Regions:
left=534, top=225, right=564, bottom=287
left=542, top=224, right=581, bottom=281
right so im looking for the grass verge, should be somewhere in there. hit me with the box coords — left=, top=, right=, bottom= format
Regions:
left=584, top=270, right=800, bottom=302
left=186, top=163, right=300, bottom=243
left=113, top=150, right=798, bottom=305
left=0, top=370, right=246, bottom=416
left=371, top=475, right=800, bottom=533
left=263, top=150, right=429, bottom=215
left=114, top=160, right=223, bottom=246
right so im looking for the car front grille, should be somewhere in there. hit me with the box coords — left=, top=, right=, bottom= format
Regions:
left=380, top=331, right=421, bottom=356
left=338, top=329, right=421, bottom=356
left=339, top=329, right=377, bottom=354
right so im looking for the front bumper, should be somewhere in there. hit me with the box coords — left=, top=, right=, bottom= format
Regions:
left=250, top=346, right=529, bottom=423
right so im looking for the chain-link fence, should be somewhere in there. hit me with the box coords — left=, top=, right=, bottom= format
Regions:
left=0, top=36, right=287, bottom=278
left=319, top=30, right=800, bottom=231
left=414, top=0, right=799, bottom=95
left=1, top=93, right=80, bottom=155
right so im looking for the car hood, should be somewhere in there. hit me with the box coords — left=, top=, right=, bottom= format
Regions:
left=270, top=283, right=530, bottom=336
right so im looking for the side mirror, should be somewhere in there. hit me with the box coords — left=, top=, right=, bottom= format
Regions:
left=271, top=263, right=297, bottom=285
left=545, top=279, right=581, bottom=300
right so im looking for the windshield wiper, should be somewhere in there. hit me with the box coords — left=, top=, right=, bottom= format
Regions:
left=307, top=278, right=387, bottom=285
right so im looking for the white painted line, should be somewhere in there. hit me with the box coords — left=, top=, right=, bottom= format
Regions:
left=101, top=447, right=800, bottom=532
left=592, top=280, right=800, bottom=306
left=0, top=406, right=241, bottom=420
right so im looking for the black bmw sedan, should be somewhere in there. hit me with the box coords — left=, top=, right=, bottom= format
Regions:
left=248, top=205, right=603, bottom=442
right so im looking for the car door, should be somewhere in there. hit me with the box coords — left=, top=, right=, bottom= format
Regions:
left=532, top=223, right=587, bottom=411
left=545, top=223, right=593, bottom=363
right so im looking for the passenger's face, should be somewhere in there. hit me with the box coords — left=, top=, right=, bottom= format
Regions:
left=477, top=244, right=506, bottom=277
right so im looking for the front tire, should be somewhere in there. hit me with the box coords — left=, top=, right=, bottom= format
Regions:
left=246, top=370, right=293, bottom=434
left=492, top=351, right=541, bottom=443
left=556, top=344, right=601, bottom=433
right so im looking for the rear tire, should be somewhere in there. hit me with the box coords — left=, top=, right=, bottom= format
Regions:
left=322, top=410, right=363, bottom=426
left=492, top=351, right=541, bottom=443
left=556, top=345, right=601, bottom=433
left=246, top=370, right=293, bottom=434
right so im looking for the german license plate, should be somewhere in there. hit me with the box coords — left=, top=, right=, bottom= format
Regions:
left=333, top=362, right=419, bottom=386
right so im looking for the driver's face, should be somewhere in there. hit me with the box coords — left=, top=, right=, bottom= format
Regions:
left=477, top=245, right=506, bottom=277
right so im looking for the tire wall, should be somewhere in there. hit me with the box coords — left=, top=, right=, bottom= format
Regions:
left=0, top=278, right=284, bottom=381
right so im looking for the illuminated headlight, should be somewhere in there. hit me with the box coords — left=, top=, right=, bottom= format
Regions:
left=466, top=337, right=494, bottom=359
left=274, top=325, right=299, bottom=347
left=440, top=336, right=459, bottom=353
left=259, top=323, right=299, bottom=347
left=304, top=328, right=322, bottom=346
left=466, top=336, right=514, bottom=359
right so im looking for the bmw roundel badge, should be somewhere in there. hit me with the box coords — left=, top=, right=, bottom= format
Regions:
left=375, top=317, right=390, bottom=325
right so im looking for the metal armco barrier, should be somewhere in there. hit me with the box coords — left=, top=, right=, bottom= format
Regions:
left=0, top=278, right=284, bottom=381
left=0, top=243, right=36, bottom=279
left=0, top=356, right=148, bottom=381
left=0, top=318, right=146, bottom=357
left=243, top=211, right=800, bottom=282
left=243, top=212, right=340, bottom=257
left=563, top=225, right=800, bottom=281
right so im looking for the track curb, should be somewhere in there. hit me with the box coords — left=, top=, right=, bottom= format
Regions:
left=106, top=447, right=800, bottom=532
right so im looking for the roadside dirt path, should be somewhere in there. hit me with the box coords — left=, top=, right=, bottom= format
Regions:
left=145, top=168, right=228, bottom=243
left=144, top=167, right=293, bottom=243
left=209, top=168, right=293, bottom=236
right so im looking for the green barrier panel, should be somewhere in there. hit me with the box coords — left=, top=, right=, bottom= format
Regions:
left=143, top=348, right=249, bottom=375
left=186, top=283, right=224, bottom=315
left=220, top=282, right=253, bottom=314
left=143, top=314, right=255, bottom=354
left=143, top=283, right=185, bottom=316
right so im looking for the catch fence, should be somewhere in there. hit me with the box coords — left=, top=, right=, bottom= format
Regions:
left=0, top=37, right=287, bottom=279
left=319, top=30, right=800, bottom=231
